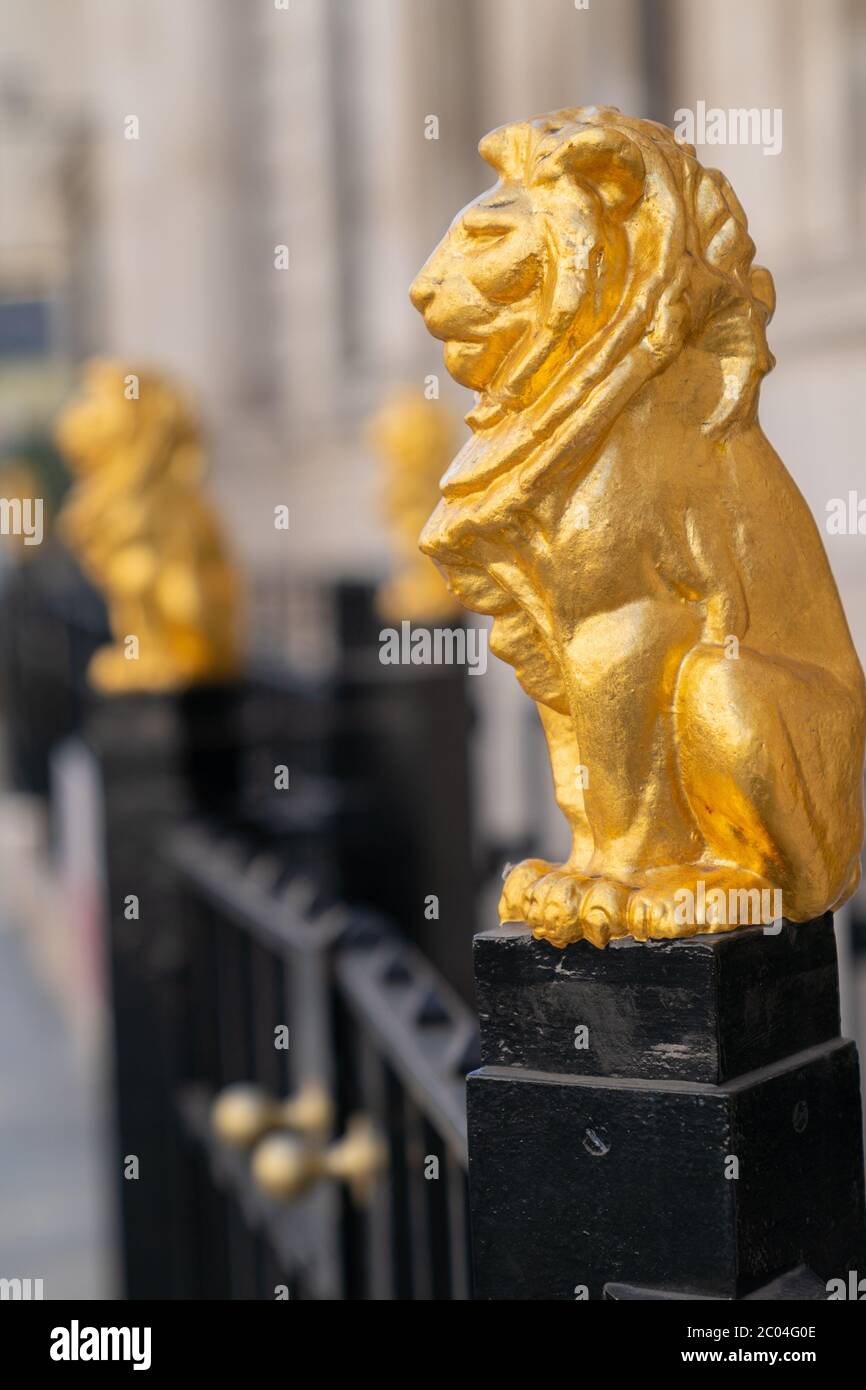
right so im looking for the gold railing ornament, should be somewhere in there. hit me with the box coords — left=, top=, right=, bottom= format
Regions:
left=411, top=105, right=866, bottom=949
left=251, top=1115, right=387, bottom=1206
left=368, top=387, right=462, bottom=623
left=55, top=360, right=240, bottom=693
left=210, top=1081, right=334, bottom=1150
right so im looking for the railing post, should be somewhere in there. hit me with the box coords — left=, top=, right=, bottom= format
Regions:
left=84, top=685, right=241, bottom=1298
left=466, top=918, right=866, bottom=1300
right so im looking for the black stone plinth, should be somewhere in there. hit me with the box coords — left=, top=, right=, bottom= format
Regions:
left=476, top=918, right=840, bottom=1085
left=467, top=922, right=866, bottom=1301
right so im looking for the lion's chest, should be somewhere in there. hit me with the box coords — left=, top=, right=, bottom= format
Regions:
left=528, top=467, right=673, bottom=628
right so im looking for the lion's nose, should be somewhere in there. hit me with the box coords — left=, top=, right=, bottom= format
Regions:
left=409, top=273, right=437, bottom=313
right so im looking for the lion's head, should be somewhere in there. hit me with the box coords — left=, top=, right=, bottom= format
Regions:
left=410, top=112, right=637, bottom=409
left=56, top=359, right=209, bottom=577
left=411, top=106, right=775, bottom=502
left=56, top=359, right=203, bottom=489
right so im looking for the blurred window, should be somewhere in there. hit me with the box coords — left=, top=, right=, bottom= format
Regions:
left=0, top=300, right=51, bottom=357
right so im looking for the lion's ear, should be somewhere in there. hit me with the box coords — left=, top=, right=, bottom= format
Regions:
left=478, top=123, right=529, bottom=179
left=536, top=126, right=645, bottom=216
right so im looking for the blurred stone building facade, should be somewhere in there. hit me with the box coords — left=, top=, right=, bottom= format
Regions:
left=2, top=0, right=866, bottom=858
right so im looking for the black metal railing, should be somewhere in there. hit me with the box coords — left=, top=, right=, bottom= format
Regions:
left=167, top=817, right=476, bottom=1300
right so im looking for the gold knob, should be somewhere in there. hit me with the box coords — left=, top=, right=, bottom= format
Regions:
left=251, top=1115, right=387, bottom=1206
left=210, top=1081, right=333, bottom=1149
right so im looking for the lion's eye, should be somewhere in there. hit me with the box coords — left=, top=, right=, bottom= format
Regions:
left=464, top=220, right=511, bottom=242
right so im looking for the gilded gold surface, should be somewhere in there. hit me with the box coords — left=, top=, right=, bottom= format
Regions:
left=411, top=106, right=866, bottom=947
left=252, top=1115, right=387, bottom=1206
left=56, top=361, right=239, bottom=693
left=210, top=1081, right=334, bottom=1149
left=368, top=387, right=461, bottom=622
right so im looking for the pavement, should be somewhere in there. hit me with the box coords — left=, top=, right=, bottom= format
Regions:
left=0, top=922, right=115, bottom=1300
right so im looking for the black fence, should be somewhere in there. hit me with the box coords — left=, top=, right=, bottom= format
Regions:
left=168, top=819, right=474, bottom=1300
left=2, top=564, right=484, bottom=1300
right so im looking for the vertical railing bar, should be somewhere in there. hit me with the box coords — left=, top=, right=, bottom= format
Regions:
left=446, top=1147, right=471, bottom=1301
left=404, top=1101, right=433, bottom=1300
left=383, top=1062, right=414, bottom=1299
left=421, top=1116, right=453, bottom=1300
left=356, top=1029, right=393, bottom=1299
left=250, top=937, right=282, bottom=1092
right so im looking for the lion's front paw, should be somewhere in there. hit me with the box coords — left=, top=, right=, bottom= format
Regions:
left=625, top=868, right=774, bottom=941
left=499, top=860, right=627, bottom=949
left=626, top=886, right=690, bottom=940
left=499, top=859, right=558, bottom=922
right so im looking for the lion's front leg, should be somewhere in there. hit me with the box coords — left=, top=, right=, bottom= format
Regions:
left=498, top=602, right=706, bottom=948
left=499, top=702, right=605, bottom=944
left=536, top=702, right=594, bottom=868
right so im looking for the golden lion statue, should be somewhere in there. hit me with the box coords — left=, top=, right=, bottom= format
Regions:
left=368, top=387, right=461, bottom=623
left=56, top=361, right=240, bottom=693
left=411, top=106, right=866, bottom=947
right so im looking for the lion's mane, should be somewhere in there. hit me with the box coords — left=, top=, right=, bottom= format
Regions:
left=436, top=105, right=776, bottom=507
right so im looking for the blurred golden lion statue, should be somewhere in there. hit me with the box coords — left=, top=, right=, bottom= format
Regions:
left=56, top=361, right=239, bottom=693
left=368, top=387, right=461, bottom=623
left=412, top=106, right=866, bottom=947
